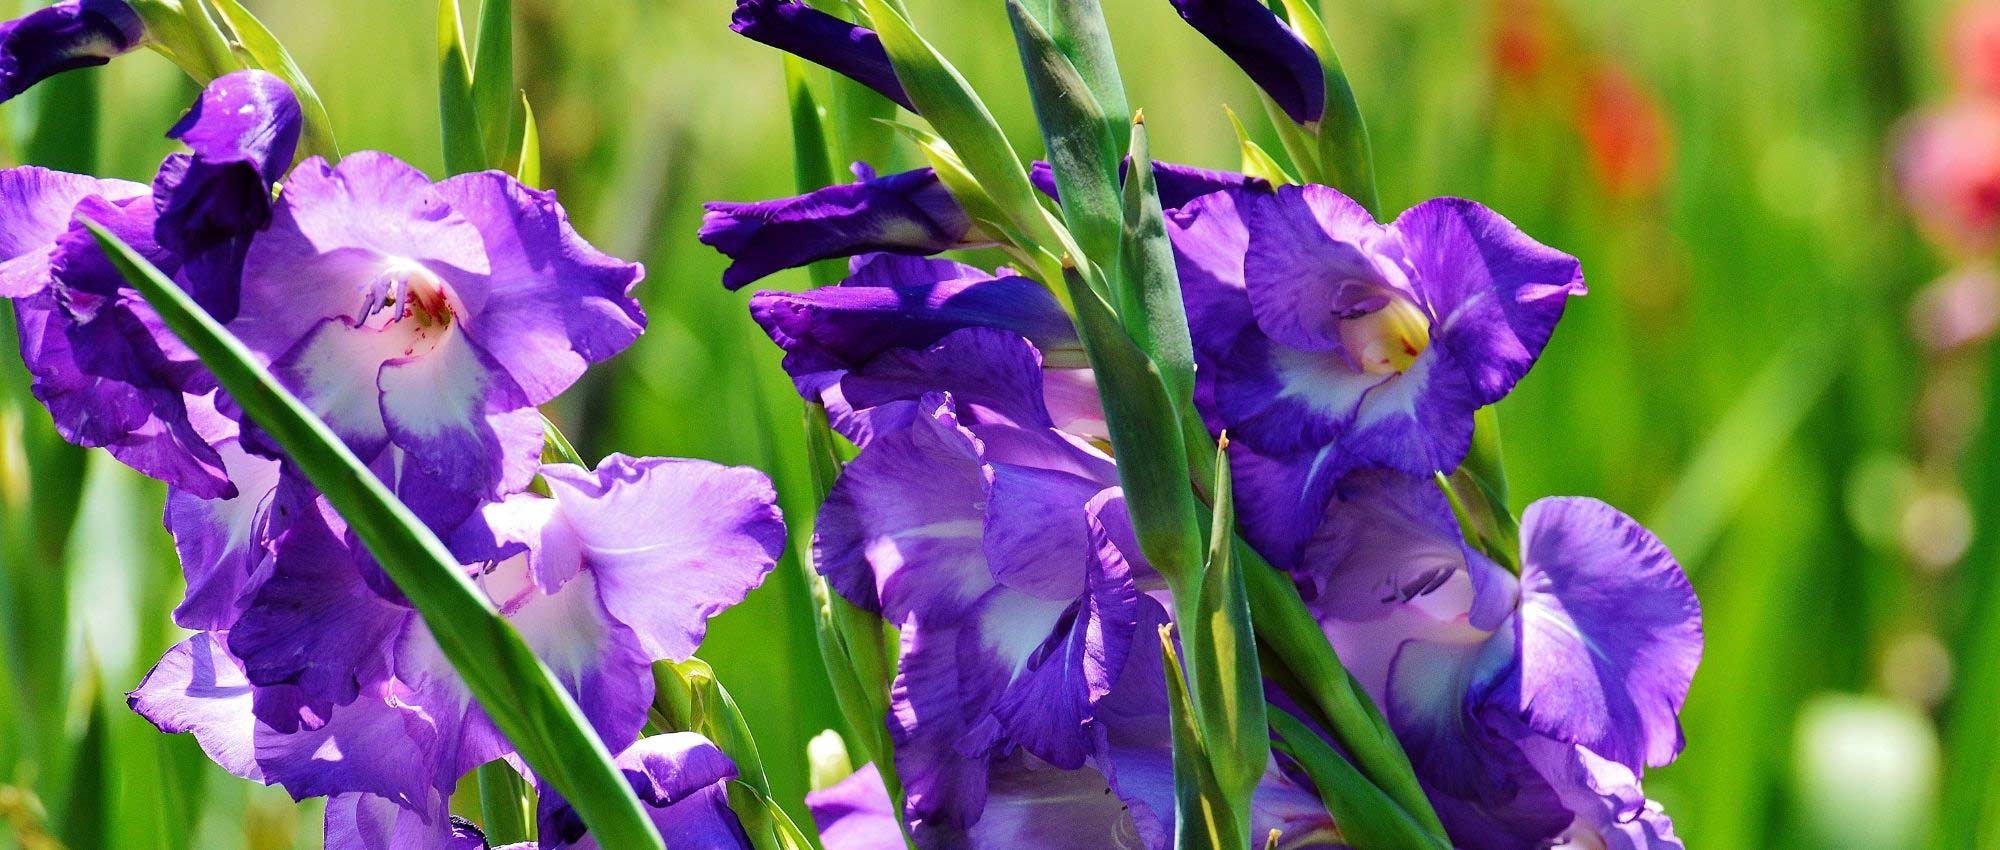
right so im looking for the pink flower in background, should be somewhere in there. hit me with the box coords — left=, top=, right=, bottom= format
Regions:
left=1896, top=100, right=2000, bottom=254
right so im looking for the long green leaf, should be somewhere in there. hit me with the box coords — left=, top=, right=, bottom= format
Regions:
left=1007, top=0, right=1123, bottom=292
left=438, top=0, right=486, bottom=175
left=470, top=0, right=516, bottom=166
left=81, top=221, right=665, bottom=850
left=1194, top=438, right=1267, bottom=808
left=1935, top=308, right=2000, bottom=848
left=859, top=0, right=1064, bottom=255
left=203, top=0, right=341, bottom=160
left=1060, top=264, right=1202, bottom=586
left=1118, top=117, right=1197, bottom=406
left=477, top=760, right=533, bottom=845
left=1160, top=625, right=1239, bottom=850
left=512, top=92, right=542, bottom=188
left=1273, top=0, right=1376, bottom=216
left=1269, top=709, right=1447, bottom=850
left=1047, top=0, right=1128, bottom=126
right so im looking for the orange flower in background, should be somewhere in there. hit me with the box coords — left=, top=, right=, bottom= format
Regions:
left=1576, top=63, right=1675, bottom=201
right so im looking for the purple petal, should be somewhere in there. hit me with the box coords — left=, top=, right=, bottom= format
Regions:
left=1485, top=498, right=1702, bottom=771
left=1383, top=639, right=1572, bottom=850
left=538, top=455, right=786, bottom=661
left=982, top=498, right=1143, bottom=769
left=13, top=289, right=234, bottom=496
left=729, top=0, right=913, bottom=111
left=1392, top=197, right=1585, bottom=406
left=231, top=152, right=488, bottom=365
left=226, top=503, right=407, bottom=715
left=809, top=763, right=905, bottom=850
left=464, top=556, right=657, bottom=754
left=153, top=69, right=303, bottom=322
left=0, top=0, right=144, bottom=104
left=377, top=330, right=542, bottom=499
left=1240, top=185, right=1403, bottom=354
left=1168, top=0, right=1324, bottom=123
left=704, top=166, right=978, bottom=289
left=981, top=465, right=1108, bottom=599
left=431, top=170, right=647, bottom=403
left=323, top=793, right=488, bottom=850
left=1521, top=738, right=1686, bottom=850
left=1301, top=468, right=1475, bottom=621
left=834, top=327, right=1060, bottom=434
left=814, top=394, right=992, bottom=620
left=165, top=436, right=288, bottom=630
left=889, top=614, right=991, bottom=837
left=0, top=166, right=144, bottom=297
left=540, top=732, right=751, bottom=850
left=129, top=634, right=444, bottom=810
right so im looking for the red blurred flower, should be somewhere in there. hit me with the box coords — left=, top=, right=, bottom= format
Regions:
left=1576, top=64, right=1674, bottom=200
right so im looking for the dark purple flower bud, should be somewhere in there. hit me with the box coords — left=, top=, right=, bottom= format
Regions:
left=730, top=0, right=914, bottom=112
left=153, top=70, right=303, bottom=322
left=0, top=0, right=144, bottom=103
left=1168, top=0, right=1325, bottom=124
left=702, top=165, right=985, bottom=290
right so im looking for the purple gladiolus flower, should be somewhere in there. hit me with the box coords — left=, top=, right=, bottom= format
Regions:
left=153, top=69, right=303, bottom=322
left=0, top=0, right=143, bottom=103
left=702, top=165, right=989, bottom=290
left=1167, top=0, right=1324, bottom=124
left=729, top=0, right=913, bottom=112
left=227, top=153, right=646, bottom=508
left=130, top=455, right=785, bottom=834
left=751, top=255, right=1337, bottom=847
left=1170, top=184, right=1583, bottom=565
left=1305, top=471, right=1700, bottom=849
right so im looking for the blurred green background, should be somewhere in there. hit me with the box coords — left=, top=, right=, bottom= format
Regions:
left=0, top=0, right=1990, bottom=847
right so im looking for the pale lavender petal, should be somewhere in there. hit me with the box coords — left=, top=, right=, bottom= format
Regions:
left=809, top=763, right=904, bottom=850
left=0, top=166, right=144, bottom=297
left=377, top=330, right=542, bottom=499
left=538, top=454, right=785, bottom=661
left=1488, top=497, right=1702, bottom=771
left=814, top=394, right=992, bottom=620
left=166, top=435, right=287, bottom=629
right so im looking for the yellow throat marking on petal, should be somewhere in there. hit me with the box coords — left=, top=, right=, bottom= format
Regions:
left=1340, top=296, right=1431, bottom=375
